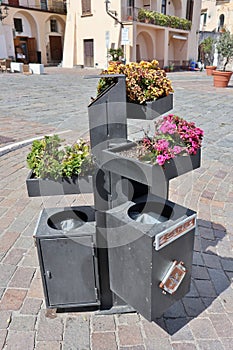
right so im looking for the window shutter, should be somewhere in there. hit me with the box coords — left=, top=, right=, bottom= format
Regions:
left=82, top=0, right=91, bottom=15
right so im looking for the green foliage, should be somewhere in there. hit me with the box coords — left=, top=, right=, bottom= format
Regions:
left=216, top=30, right=233, bottom=71
left=200, top=37, right=215, bottom=65
left=108, top=48, right=124, bottom=61
left=137, top=8, right=191, bottom=30
left=27, top=135, right=94, bottom=180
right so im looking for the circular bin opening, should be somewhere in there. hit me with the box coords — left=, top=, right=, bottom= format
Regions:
left=128, top=201, right=173, bottom=224
left=47, top=210, right=88, bottom=232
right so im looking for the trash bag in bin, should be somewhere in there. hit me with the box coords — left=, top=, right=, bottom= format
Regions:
left=47, top=210, right=87, bottom=232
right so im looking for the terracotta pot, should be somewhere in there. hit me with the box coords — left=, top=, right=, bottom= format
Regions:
left=205, top=66, right=217, bottom=76
left=212, top=70, right=233, bottom=87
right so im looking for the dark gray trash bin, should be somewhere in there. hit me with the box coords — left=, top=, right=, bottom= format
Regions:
left=106, top=194, right=196, bottom=321
left=34, top=206, right=100, bottom=309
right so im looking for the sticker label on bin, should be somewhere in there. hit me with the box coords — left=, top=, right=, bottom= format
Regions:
left=154, top=214, right=196, bottom=251
left=159, top=260, right=187, bottom=295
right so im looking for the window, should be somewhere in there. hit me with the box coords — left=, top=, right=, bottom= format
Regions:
left=161, top=0, right=166, bottom=15
left=218, top=14, right=225, bottom=32
left=82, top=0, right=91, bottom=15
left=40, top=0, right=48, bottom=10
left=50, top=19, right=58, bottom=33
left=14, top=18, right=23, bottom=33
left=200, top=12, right=207, bottom=28
left=186, top=0, right=194, bottom=21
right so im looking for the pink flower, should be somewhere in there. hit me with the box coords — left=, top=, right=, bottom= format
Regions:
left=159, top=120, right=176, bottom=134
left=157, top=155, right=166, bottom=165
left=173, top=146, right=183, bottom=154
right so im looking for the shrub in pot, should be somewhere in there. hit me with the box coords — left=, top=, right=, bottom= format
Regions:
left=199, top=37, right=216, bottom=75
left=213, top=30, right=233, bottom=87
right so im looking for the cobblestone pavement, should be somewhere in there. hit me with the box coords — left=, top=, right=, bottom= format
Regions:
left=0, top=68, right=233, bottom=349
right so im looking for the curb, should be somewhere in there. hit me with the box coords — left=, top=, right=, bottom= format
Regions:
left=0, top=130, right=72, bottom=157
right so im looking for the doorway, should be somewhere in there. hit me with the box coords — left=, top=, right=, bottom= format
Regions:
left=49, top=36, right=63, bottom=62
left=84, top=39, right=94, bottom=67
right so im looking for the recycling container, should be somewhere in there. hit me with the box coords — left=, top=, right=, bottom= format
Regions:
left=106, top=194, right=196, bottom=321
left=34, top=206, right=100, bottom=309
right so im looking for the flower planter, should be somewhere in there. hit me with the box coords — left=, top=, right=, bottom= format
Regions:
left=34, top=206, right=100, bottom=308
left=101, top=141, right=201, bottom=186
left=106, top=194, right=196, bottom=320
left=26, top=171, right=93, bottom=197
left=205, top=65, right=217, bottom=76
left=212, top=70, right=233, bottom=87
left=126, top=94, right=173, bottom=120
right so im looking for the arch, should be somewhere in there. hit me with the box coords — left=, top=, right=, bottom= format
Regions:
left=45, top=15, right=66, bottom=64
left=218, top=14, right=225, bottom=32
left=13, top=11, right=39, bottom=63
left=13, top=10, right=38, bottom=38
left=136, top=31, right=154, bottom=62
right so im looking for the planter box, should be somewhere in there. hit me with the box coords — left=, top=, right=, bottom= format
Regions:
left=34, top=206, right=100, bottom=309
left=101, top=142, right=201, bottom=186
left=106, top=194, right=196, bottom=320
left=29, top=63, right=44, bottom=74
left=126, top=94, right=173, bottom=120
left=26, top=171, right=93, bottom=197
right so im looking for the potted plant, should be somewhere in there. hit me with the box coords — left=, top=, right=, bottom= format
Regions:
left=212, top=30, right=233, bottom=87
left=199, top=37, right=216, bottom=75
left=97, top=60, right=174, bottom=119
left=101, top=113, right=203, bottom=188
left=108, top=48, right=124, bottom=63
left=26, top=135, right=94, bottom=196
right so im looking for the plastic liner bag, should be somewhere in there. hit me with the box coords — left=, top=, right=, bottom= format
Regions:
left=130, top=211, right=168, bottom=224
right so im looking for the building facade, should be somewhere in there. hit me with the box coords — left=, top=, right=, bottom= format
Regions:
left=201, top=0, right=233, bottom=33
left=0, top=0, right=66, bottom=65
left=63, top=0, right=202, bottom=69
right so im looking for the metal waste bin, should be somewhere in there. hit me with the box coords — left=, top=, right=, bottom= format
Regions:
left=34, top=206, right=100, bottom=309
left=106, top=194, right=196, bottom=320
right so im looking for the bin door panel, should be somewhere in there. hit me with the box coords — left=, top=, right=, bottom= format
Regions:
left=107, top=222, right=195, bottom=321
left=40, top=236, right=99, bottom=307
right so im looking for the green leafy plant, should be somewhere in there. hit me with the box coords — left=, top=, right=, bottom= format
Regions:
left=27, top=135, right=94, bottom=180
left=97, top=60, right=174, bottom=104
left=200, top=37, right=215, bottom=66
left=216, top=30, right=233, bottom=71
left=108, top=48, right=124, bottom=61
left=137, top=9, right=191, bottom=30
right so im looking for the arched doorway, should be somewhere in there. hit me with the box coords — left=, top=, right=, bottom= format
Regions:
left=46, top=16, right=65, bottom=64
left=13, top=11, right=38, bottom=63
left=136, top=31, right=153, bottom=62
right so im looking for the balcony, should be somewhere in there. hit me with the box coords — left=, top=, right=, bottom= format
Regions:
left=216, top=0, right=230, bottom=4
left=3, top=0, right=66, bottom=14
left=122, top=7, right=191, bottom=31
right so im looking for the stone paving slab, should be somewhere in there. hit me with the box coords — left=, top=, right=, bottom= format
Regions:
left=0, top=68, right=232, bottom=349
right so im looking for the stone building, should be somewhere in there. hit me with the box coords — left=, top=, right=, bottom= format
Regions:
left=62, top=0, right=202, bottom=69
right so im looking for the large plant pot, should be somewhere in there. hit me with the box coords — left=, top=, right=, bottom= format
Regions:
left=205, top=65, right=217, bottom=76
left=26, top=171, right=93, bottom=197
left=212, top=70, right=233, bottom=87
left=127, top=94, right=173, bottom=120
left=101, top=142, right=201, bottom=186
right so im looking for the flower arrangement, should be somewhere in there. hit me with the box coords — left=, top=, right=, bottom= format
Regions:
left=27, top=135, right=94, bottom=180
left=137, top=114, right=204, bottom=166
left=97, top=60, right=174, bottom=104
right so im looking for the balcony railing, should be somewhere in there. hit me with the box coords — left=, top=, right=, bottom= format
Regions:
left=122, top=7, right=192, bottom=31
left=216, top=0, right=230, bottom=4
left=3, top=1, right=66, bottom=14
